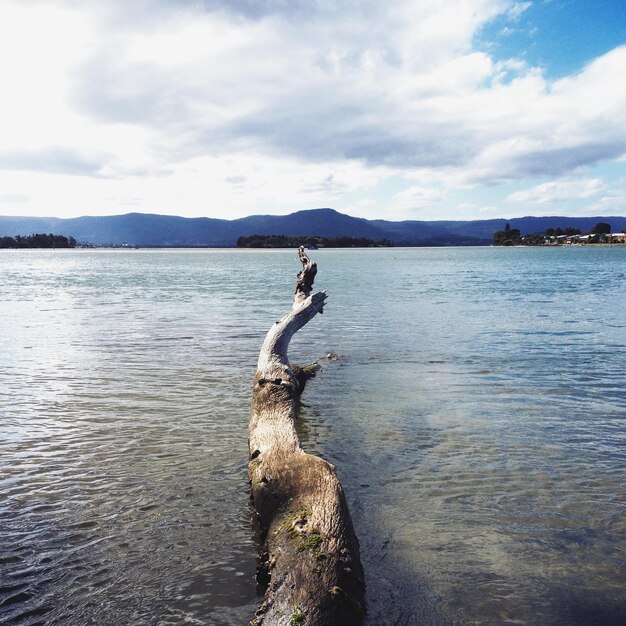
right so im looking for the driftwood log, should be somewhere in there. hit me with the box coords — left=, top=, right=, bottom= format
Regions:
left=249, top=248, right=365, bottom=626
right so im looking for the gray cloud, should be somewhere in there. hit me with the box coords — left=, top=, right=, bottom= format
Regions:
left=511, top=142, right=626, bottom=178
left=0, top=147, right=108, bottom=176
left=60, top=1, right=626, bottom=189
left=0, top=193, right=29, bottom=204
left=71, top=43, right=480, bottom=171
left=300, top=173, right=348, bottom=195
left=226, top=114, right=476, bottom=168
left=161, top=0, right=374, bottom=21
left=70, top=54, right=184, bottom=127
left=224, top=175, right=247, bottom=185
left=193, top=0, right=324, bottom=20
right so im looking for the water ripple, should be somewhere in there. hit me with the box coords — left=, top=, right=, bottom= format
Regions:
left=2, top=247, right=625, bottom=625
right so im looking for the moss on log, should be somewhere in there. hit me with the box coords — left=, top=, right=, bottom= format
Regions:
left=249, top=248, right=365, bottom=626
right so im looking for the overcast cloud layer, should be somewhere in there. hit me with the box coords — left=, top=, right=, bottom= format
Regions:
left=0, top=0, right=625, bottom=219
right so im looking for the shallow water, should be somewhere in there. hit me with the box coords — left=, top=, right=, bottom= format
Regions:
left=1, top=247, right=625, bottom=625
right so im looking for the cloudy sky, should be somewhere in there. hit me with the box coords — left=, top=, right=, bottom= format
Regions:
left=1, top=0, right=625, bottom=221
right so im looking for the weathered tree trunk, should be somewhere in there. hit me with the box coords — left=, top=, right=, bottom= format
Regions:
left=249, top=248, right=365, bottom=626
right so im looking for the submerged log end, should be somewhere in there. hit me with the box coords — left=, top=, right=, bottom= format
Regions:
left=249, top=452, right=365, bottom=626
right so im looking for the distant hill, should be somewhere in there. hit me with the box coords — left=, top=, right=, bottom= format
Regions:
left=0, top=208, right=625, bottom=247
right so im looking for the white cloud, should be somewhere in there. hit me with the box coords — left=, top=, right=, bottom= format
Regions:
left=0, top=151, right=390, bottom=218
left=393, top=185, right=446, bottom=211
left=506, top=178, right=606, bottom=205
left=0, top=0, right=625, bottom=220
left=583, top=185, right=626, bottom=216
left=507, top=1, right=531, bottom=21
left=0, top=3, right=93, bottom=149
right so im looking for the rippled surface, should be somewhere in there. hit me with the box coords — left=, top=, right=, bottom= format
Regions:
left=1, top=247, right=625, bottom=625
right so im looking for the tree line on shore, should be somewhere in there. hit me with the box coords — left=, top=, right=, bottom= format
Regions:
left=236, top=234, right=394, bottom=248
left=0, top=233, right=77, bottom=248
left=493, top=222, right=622, bottom=246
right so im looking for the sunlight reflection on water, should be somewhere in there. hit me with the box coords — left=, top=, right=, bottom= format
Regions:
left=1, top=247, right=625, bottom=625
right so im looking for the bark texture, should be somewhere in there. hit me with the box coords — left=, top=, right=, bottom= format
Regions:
left=249, top=248, right=365, bottom=626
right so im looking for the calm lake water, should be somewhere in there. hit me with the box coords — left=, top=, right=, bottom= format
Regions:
left=1, top=246, right=625, bottom=625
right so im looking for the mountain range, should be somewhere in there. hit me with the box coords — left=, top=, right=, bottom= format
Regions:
left=1, top=209, right=625, bottom=247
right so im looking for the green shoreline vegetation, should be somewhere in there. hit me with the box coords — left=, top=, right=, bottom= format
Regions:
left=3, top=225, right=625, bottom=250
left=236, top=234, right=394, bottom=248
left=0, top=233, right=77, bottom=249
left=493, top=222, right=626, bottom=246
